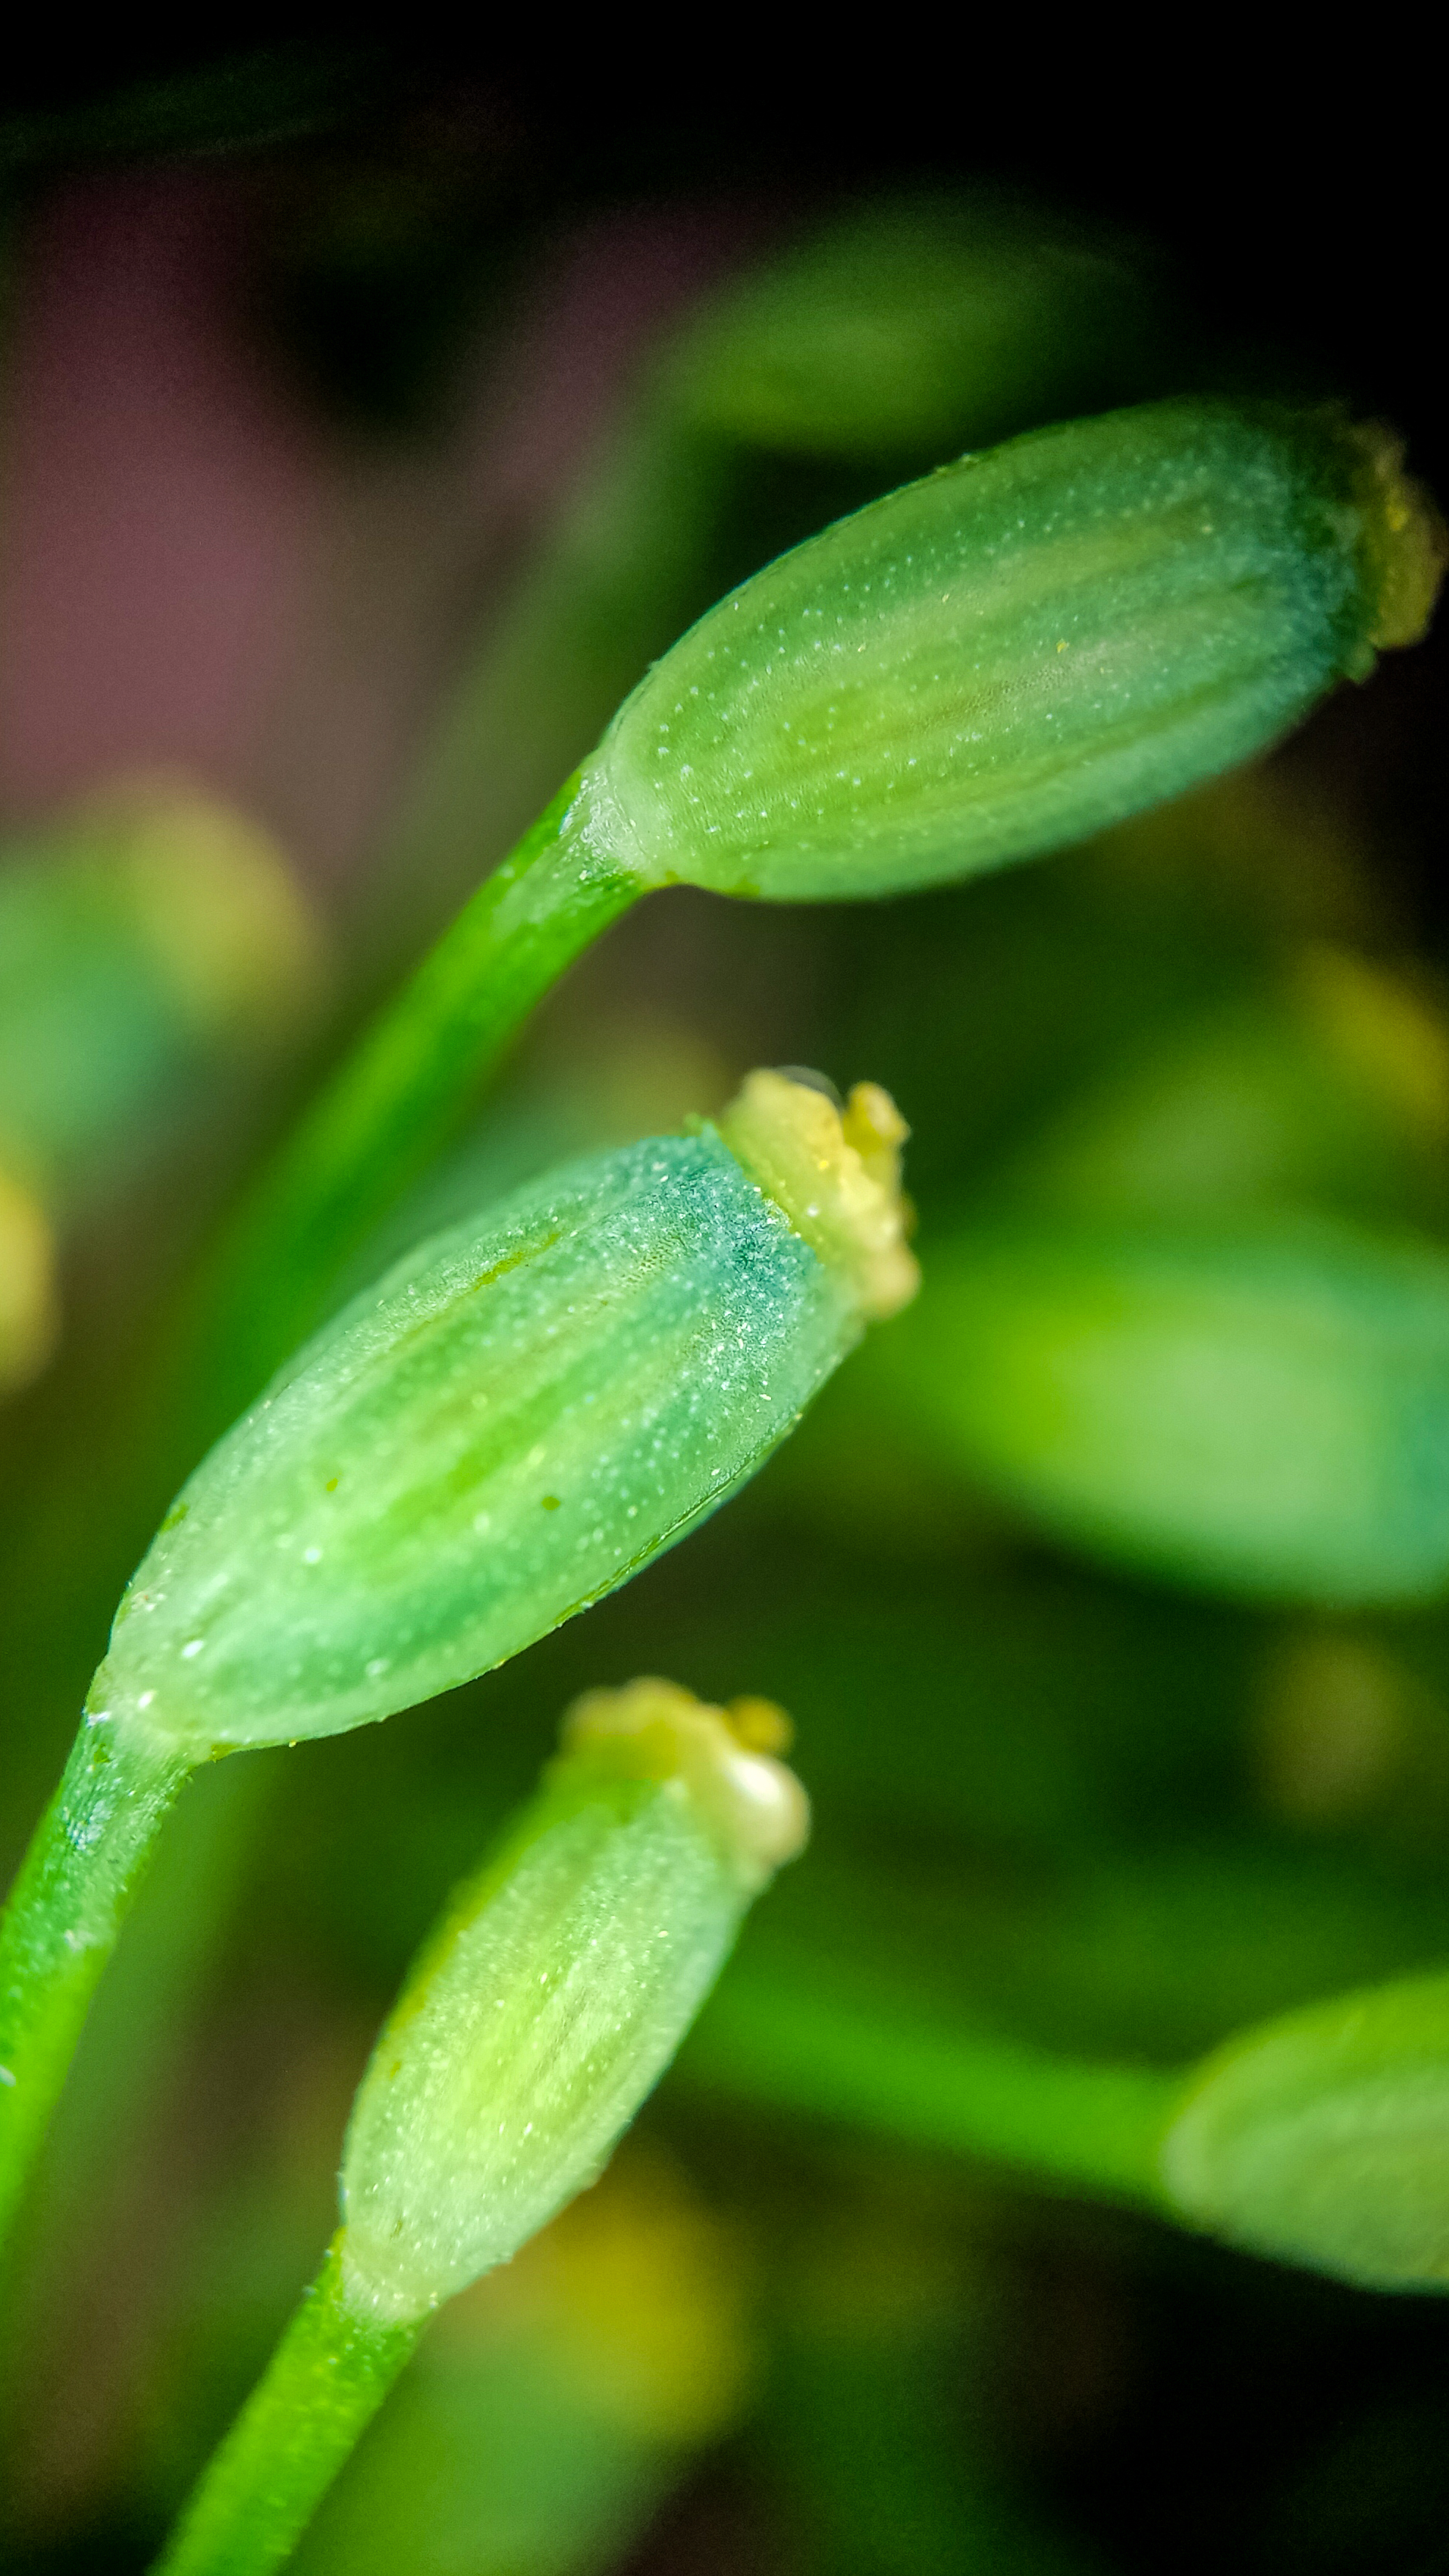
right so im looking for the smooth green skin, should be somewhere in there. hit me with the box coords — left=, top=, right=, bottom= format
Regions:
left=343, top=1772, right=747, bottom=2314
left=150, top=2237, right=421, bottom=2576
left=1160, top=1972, right=1449, bottom=2291
left=95, top=1128, right=854, bottom=1759
left=592, top=401, right=1383, bottom=902
left=0, top=1720, right=188, bottom=2250
left=881, top=1214, right=1449, bottom=1605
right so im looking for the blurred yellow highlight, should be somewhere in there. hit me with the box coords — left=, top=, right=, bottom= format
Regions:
left=91, top=778, right=329, bottom=1039
left=446, top=2150, right=758, bottom=2446
left=1294, top=944, right=1449, bottom=1142
left=0, top=1170, right=57, bottom=1393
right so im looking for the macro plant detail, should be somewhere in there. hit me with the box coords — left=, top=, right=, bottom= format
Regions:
left=155, top=1682, right=809, bottom=2575
left=0, top=104, right=1447, bottom=2576
left=0, top=1068, right=909, bottom=2249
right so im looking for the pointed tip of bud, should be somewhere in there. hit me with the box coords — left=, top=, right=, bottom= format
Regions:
left=1347, top=422, right=1448, bottom=652
left=561, top=1678, right=810, bottom=1890
left=716, top=1069, right=919, bottom=1324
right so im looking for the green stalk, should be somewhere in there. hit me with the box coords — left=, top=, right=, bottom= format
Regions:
left=688, top=1967, right=1179, bottom=2208
left=152, top=2236, right=422, bottom=2576
left=177, top=780, right=640, bottom=1423
left=0, top=1721, right=189, bottom=2249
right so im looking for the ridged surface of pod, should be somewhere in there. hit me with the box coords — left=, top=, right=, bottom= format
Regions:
left=582, top=401, right=1441, bottom=901
left=90, top=1079, right=913, bottom=1756
left=341, top=1684, right=808, bottom=2317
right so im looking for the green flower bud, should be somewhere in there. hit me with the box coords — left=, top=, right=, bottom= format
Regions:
left=660, top=194, right=1167, bottom=460
left=1160, top=1972, right=1449, bottom=2291
left=877, top=1213, right=1449, bottom=1606
left=572, top=400, right=1442, bottom=903
left=87, top=1074, right=914, bottom=1758
left=340, top=1681, right=809, bottom=2320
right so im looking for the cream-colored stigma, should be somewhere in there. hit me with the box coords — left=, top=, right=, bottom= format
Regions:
left=561, top=1678, right=810, bottom=1892
left=1348, top=424, right=1448, bottom=652
left=716, top=1068, right=919, bottom=1322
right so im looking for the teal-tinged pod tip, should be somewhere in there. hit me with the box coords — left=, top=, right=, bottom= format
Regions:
left=577, top=397, right=1445, bottom=907
left=339, top=1681, right=808, bottom=2318
left=718, top=1070, right=919, bottom=1321
left=1159, top=1971, right=1449, bottom=2291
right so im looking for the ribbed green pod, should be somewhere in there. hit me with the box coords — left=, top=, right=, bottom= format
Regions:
left=342, top=1682, right=808, bottom=2318
left=574, top=400, right=1441, bottom=902
left=877, top=1214, right=1449, bottom=1605
left=1161, top=1972, right=1449, bottom=2291
left=87, top=1076, right=914, bottom=1758
left=153, top=1686, right=806, bottom=2576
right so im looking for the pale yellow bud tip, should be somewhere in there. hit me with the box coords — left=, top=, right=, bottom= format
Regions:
left=717, top=1069, right=919, bottom=1322
left=561, top=1678, right=811, bottom=1891
left=1349, top=423, right=1448, bottom=651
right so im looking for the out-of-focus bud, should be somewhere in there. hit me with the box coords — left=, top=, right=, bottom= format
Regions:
left=87, top=1073, right=915, bottom=1758
left=662, top=194, right=1167, bottom=459
left=1000, top=945, right=1449, bottom=1227
left=0, top=782, right=325, bottom=1209
left=340, top=1681, right=809, bottom=2321
left=1161, top=1971, right=1449, bottom=2291
left=0, top=1168, right=56, bottom=1393
left=876, top=1212, right=1449, bottom=1606
left=572, top=400, right=1442, bottom=903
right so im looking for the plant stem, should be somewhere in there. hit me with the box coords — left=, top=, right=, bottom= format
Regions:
left=153, top=2236, right=423, bottom=2576
left=0, top=1718, right=190, bottom=2254
left=687, top=1966, right=1180, bottom=2209
left=177, top=777, right=642, bottom=1429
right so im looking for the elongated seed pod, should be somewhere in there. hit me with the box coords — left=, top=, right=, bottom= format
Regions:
left=87, top=1073, right=913, bottom=1759
left=570, top=400, right=1441, bottom=902
left=1160, top=1971, right=1449, bottom=2291
left=875, top=1212, right=1449, bottom=1605
left=340, top=1680, right=809, bottom=2319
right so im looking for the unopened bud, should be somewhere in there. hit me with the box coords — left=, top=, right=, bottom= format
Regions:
left=881, top=1211, right=1449, bottom=1606
left=1161, top=1971, right=1449, bottom=2291
left=340, top=1682, right=809, bottom=2319
left=90, top=1075, right=914, bottom=1758
left=574, top=400, right=1442, bottom=904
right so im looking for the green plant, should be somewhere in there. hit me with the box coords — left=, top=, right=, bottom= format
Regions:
left=2, top=208, right=1448, bottom=2571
